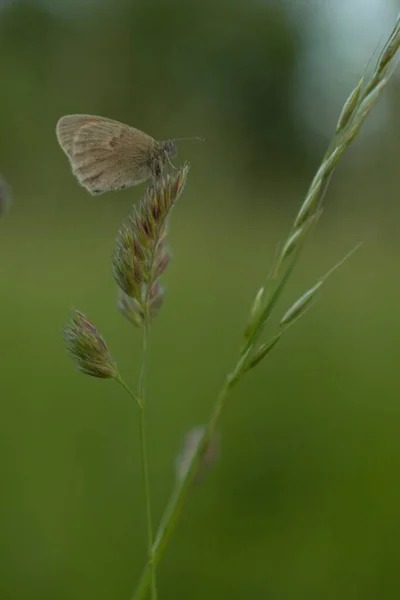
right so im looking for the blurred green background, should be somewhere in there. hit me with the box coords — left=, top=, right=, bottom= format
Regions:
left=1, top=0, right=400, bottom=598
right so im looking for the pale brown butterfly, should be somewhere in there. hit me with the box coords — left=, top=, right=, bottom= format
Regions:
left=56, top=114, right=203, bottom=196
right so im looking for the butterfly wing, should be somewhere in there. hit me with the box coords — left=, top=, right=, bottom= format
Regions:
left=56, top=114, right=156, bottom=195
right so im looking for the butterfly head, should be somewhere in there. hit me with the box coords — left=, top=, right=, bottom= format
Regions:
left=161, top=139, right=177, bottom=159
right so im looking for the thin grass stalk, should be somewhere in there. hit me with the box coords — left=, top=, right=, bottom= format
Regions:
left=136, top=216, right=161, bottom=600
left=132, top=364, right=242, bottom=600
left=131, top=15, right=400, bottom=600
left=137, top=321, right=157, bottom=600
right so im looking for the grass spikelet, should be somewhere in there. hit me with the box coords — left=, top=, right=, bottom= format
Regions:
left=336, top=77, right=364, bottom=133
left=244, top=286, right=265, bottom=340
left=293, top=180, right=322, bottom=228
left=112, top=164, right=189, bottom=323
left=244, top=333, right=282, bottom=372
left=63, top=310, right=118, bottom=379
left=280, top=282, right=322, bottom=328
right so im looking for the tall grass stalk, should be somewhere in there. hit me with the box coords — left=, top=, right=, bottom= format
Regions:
left=137, top=322, right=158, bottom=600
left=131, top=14, right=400, bottom=600
left=60, top=15, right=400, bottom=600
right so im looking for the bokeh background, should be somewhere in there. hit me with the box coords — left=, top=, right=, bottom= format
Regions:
left=1, top=0, right=400, bottom=598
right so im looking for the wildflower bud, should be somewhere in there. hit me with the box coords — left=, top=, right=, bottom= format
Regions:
left=0, top=175, right=12, bottom=218
left=175, top=425, right=219, bottom=484
left=63, top=310, right=118, bottom=379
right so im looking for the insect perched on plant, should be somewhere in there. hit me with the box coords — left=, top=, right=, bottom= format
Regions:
left=56, top=114, right=203, bottom=196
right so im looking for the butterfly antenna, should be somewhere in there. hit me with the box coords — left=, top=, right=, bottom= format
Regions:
left=172, top=136, right=205, bottom=143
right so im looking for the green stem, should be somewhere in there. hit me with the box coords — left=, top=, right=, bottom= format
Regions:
left=116, top=332, right=157, bottom=600
left=138, top=322, right=158, bottom=600
left=138, top=404, right=157, bottom=600
left=131, top=17, right=400, bottom=599
left=130, top=190, right=324, bottom=600
left=116, top=376, right=142, bottom=410
left=135, top=213, right=162, bottom=600
left=138, top=319, right=149, bottom=406
left=132, top=358, right=245, bottom=600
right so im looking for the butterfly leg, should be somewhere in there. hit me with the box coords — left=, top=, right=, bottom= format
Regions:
left=166, top=155, right=178, bottom=170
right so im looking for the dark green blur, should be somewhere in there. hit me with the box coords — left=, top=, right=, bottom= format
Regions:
left=1, top=1, right=400, bottom=599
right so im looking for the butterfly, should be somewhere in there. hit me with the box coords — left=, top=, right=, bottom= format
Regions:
left=56, top=114, right=180, bottom=195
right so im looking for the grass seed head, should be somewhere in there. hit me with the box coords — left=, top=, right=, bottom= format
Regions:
left=63, top=310, right=118, bottom=379
left=112, top=164, right=189, bottom=321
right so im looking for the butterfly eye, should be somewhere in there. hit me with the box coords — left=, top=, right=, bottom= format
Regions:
left=163, top=140, right=177, bottom=158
